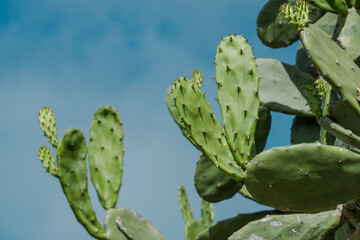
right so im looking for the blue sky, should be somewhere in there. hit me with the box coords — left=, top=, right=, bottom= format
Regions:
left=0, top=0, right=299, bottom=239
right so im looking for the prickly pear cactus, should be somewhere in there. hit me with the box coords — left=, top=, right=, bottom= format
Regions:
left=37, top=106, right=166, bottom=240
left=169, top=0, right=360, bottom=238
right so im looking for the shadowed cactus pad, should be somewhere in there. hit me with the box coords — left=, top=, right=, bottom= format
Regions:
left=194, top=155, right=243, bottom=203
left=245, top=143, right=360, bottom=212
left=290, top=116, right=321, bottom=144
left=257, top=58, right=313, bottom=117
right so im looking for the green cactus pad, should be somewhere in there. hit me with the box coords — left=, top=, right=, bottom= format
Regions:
left=194, top=155, right=243, bottom=203
left=310, top=0, right=337, bottom=12
left=88, top=106, right=124, bottom=210
left=335, top=8, right=360, bottom=66
left=255, top=106, right=271, bottom=154
left=301, top=24, right=360, bottom=117
left=38, top=145, right=59, bottom=177
left=178, top=185, right=194, bottom=223
left=171, top=77, right=244, bottom=180
left=326, top=0, right=349, bottom=14
left=257, top=58, right=314, bottom=117
left=333, top=99, right=360, bottom=136
left=291, top=117, right=320, bottom=144
left=318, top=116, right=360, bottom=149
left=57, top=128, right=105, bottom=239
left=257, top=0, right=323, bottom=48
left=296, top=12, right=338, bottom=75
left=104, top=207, right=167, bottom=240
left=201, top=201, right=214, bottom=227
left=228, top=209, right=343, bottom=240
left=196, top=211, right=278, bottom=240
left=245, top=143, right=360, bottom=212
left=166, top=86, right=199, bottom=149
left=38, top=107, right=58, bottom=148
left=215, top=34, right=260, bottom=168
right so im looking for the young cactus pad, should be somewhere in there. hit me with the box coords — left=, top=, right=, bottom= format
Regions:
left=290, top=116, right=322, bottom=144
left=245, top=143, right=360, bottom=212
left=215, top=34, right=260, bottom=168
left=38, top=145, right=59, bottom=177
left=38, top=106, right=58, bottom=147
left=88, top=106, right=124, bottom=210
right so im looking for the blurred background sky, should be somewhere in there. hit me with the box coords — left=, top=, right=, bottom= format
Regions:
left=0, top=0, right=300, bottom=239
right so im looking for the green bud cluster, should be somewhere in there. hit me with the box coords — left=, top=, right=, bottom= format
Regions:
left=280, top=0, right=310, bottom=30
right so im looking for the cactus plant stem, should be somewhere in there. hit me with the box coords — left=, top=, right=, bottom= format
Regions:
left=320, top=83, right=332, bottom=144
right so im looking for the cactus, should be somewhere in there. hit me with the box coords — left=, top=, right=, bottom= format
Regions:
left=168, top=0, right=360, bottom=238
left=37, top=106, right=166, bottom=240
